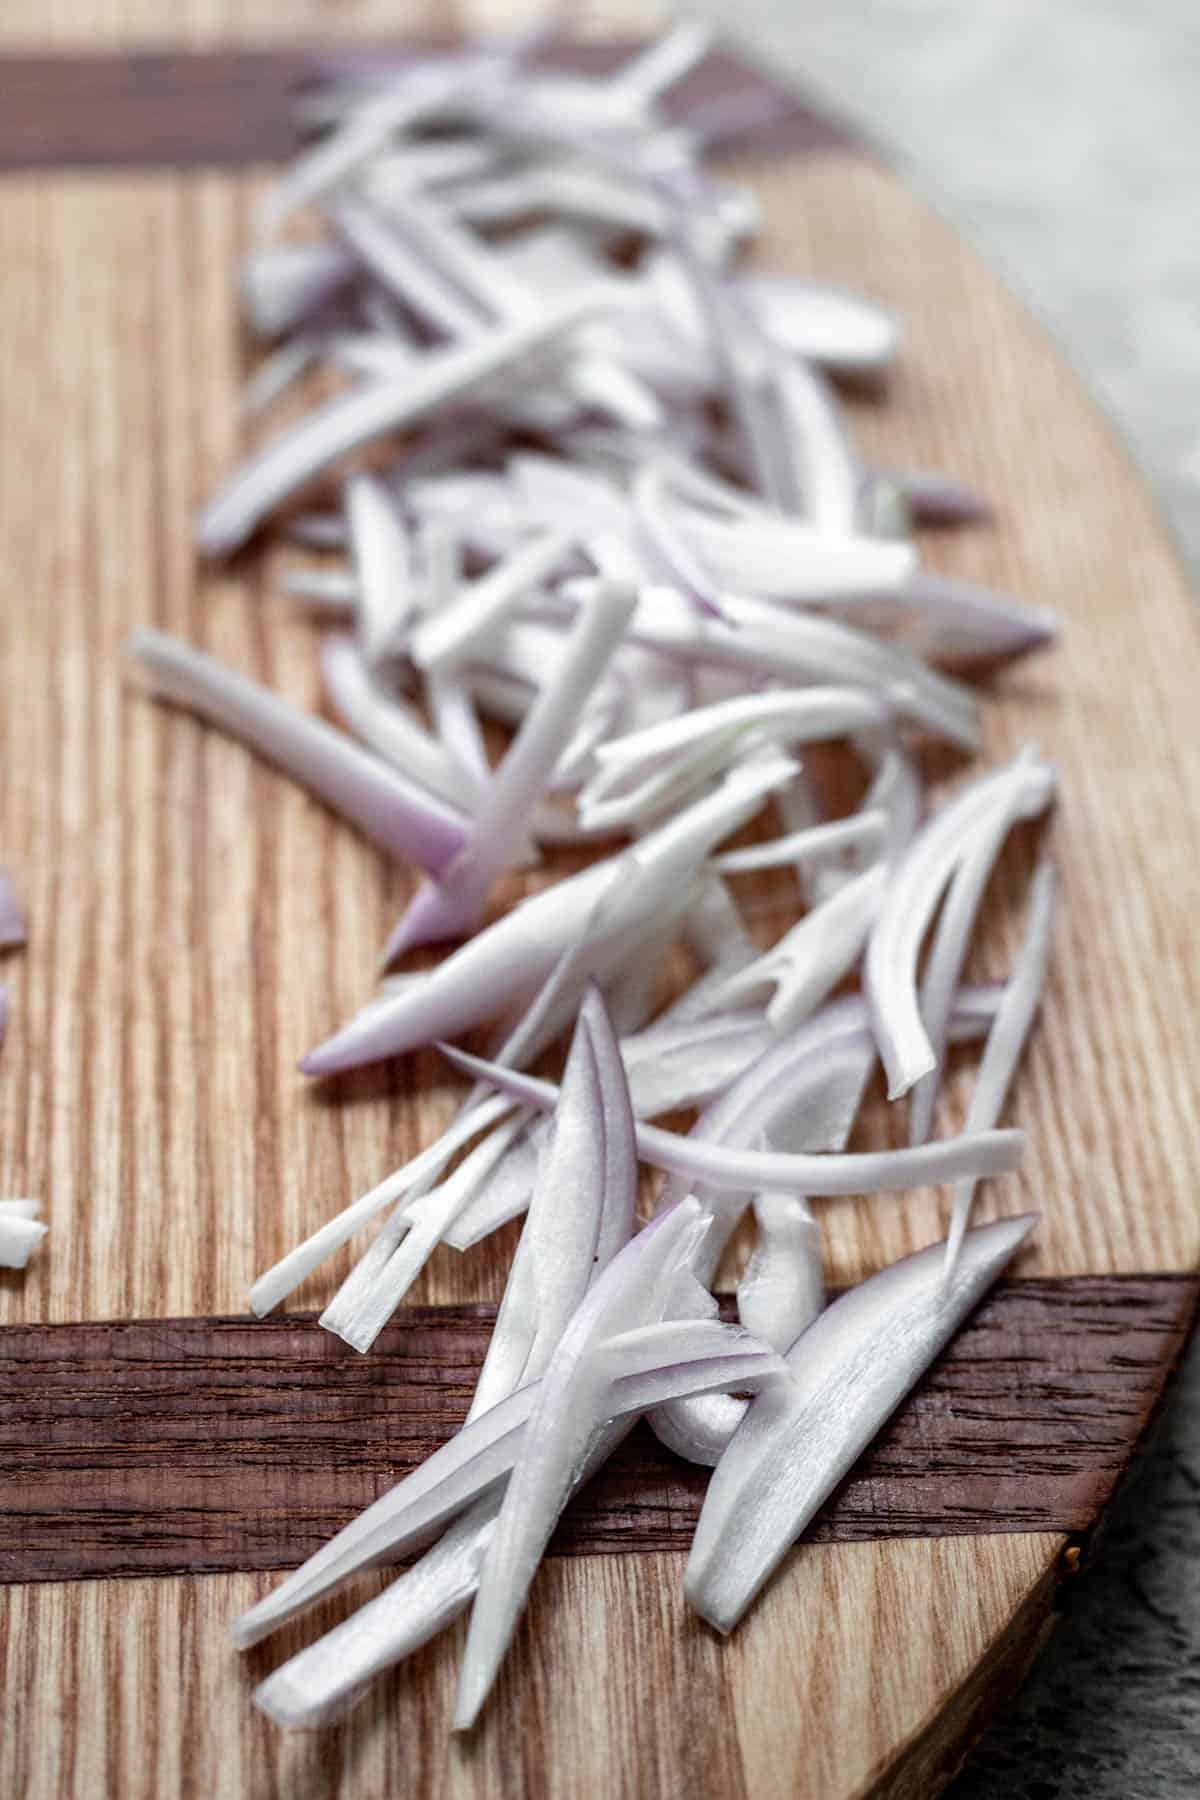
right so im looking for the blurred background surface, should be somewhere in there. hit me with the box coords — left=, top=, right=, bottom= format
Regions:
left=693, top=0, right=1200, bottom=567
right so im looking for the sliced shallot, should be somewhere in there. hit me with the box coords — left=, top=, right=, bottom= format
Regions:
left=129, top=629, right=468, bottom=875
left=686, top=1213, right=1038, bottom=1632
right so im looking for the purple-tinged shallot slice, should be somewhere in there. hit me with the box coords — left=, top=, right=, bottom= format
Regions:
left=0, top=869, right=26, bottom=949
left=416, top=522, right=494, bottom=804
left=810, top=571, right=1058, bottom=672
left=385, top=580, right=636, bottom=955
left=631, top=458, right=726, bottom=615
left=441, top=1124, right=545, bottom=1252
left=604, top=19, right=715, bottom=110
left=251, top=1294, right=774, bottom=1732
left=707, top=863, right=888, bottom=1032
left=129, top=629, right=468, bottom=875
left=621, top=1010, right=774, bottom=1119
left=332, top=192, right=485, bottom=338
left=878, top=467, right=992, bottom=527
left=231, top=1381, right=539, bottom=1648
left=438, top=1042, right=1025, bottom=1200
left=648, top=1031, right=873, bottom=1467
left=198, top=289, right=617, bottom=556
left=301, top=753, right=795, bottom=1073
left=446, top=1007, right=778, bottom=1249
left=770, top=355, right=861, bottom=535
left=626, top=594, right=980, bottom=753
left=681, top=508, right=917, bottom=603
left=256, top=61, right=474, bottom=238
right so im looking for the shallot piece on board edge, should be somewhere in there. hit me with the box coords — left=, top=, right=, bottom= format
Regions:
left=0, top=879, right=42, bottom=1267
left=117, top=21, right=1069, bottom=1736
left=686, top=1214, right=1039, bottom=1634
left=0, top=868, right=26, bottom=949
left=0, top=1198, right=47, bottom=1270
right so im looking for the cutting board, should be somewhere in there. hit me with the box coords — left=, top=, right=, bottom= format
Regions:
left=2, top=5, right=1199, bottom=1797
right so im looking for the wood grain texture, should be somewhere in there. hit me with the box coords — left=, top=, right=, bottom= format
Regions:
left=4, top=1276, right=1195, bottom=1584
left=2, top=1539, right=1061, bottom=1800
left=0, top=5, right=1198, bottom=1792
left=1, top=162, right=1196, bottom=1326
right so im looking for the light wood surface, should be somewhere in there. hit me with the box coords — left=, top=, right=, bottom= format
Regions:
left=2, top=8, right=1199, bottom=1795
left=3, top=158, right=1197, bottom=1325
left=3, top=1538, right=1057, bottom=1800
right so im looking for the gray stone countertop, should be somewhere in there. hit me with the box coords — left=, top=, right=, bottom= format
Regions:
left=692, top=4, right=1200, bottom=1792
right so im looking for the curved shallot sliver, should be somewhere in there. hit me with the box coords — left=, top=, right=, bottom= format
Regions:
left=908, top=775, right=1055, bottom=1144
left=944, top=859, right=1057, bottom=1276
left=410, top=532, right=574, bottom=673
left=198, top=290, right=614, bottom=556
left=304, top=754, right=794, bottom=1070
left=865, top=750, right=1055, bottom=1100
left=685, top=1214, right=1038, bottom=1633
left=737, top=1191, right=825, bottom=1352
left=385, top=582, right=636, bottom=955
left=230, top=1383, right=538, bottom=1648
left=437, top=1041, right=1026, bottom=1199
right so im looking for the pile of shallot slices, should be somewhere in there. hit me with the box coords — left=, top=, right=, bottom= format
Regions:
left=128, top=24, right=1059, bottom=1730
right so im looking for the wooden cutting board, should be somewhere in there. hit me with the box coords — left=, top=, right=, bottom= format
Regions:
left=2, top=5, right=1199, bottom=1796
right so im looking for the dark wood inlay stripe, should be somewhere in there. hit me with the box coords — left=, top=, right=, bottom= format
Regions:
left=1, top=1274, right=1194, bottom=1584
left=0, top=42, right=858, bottom=173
